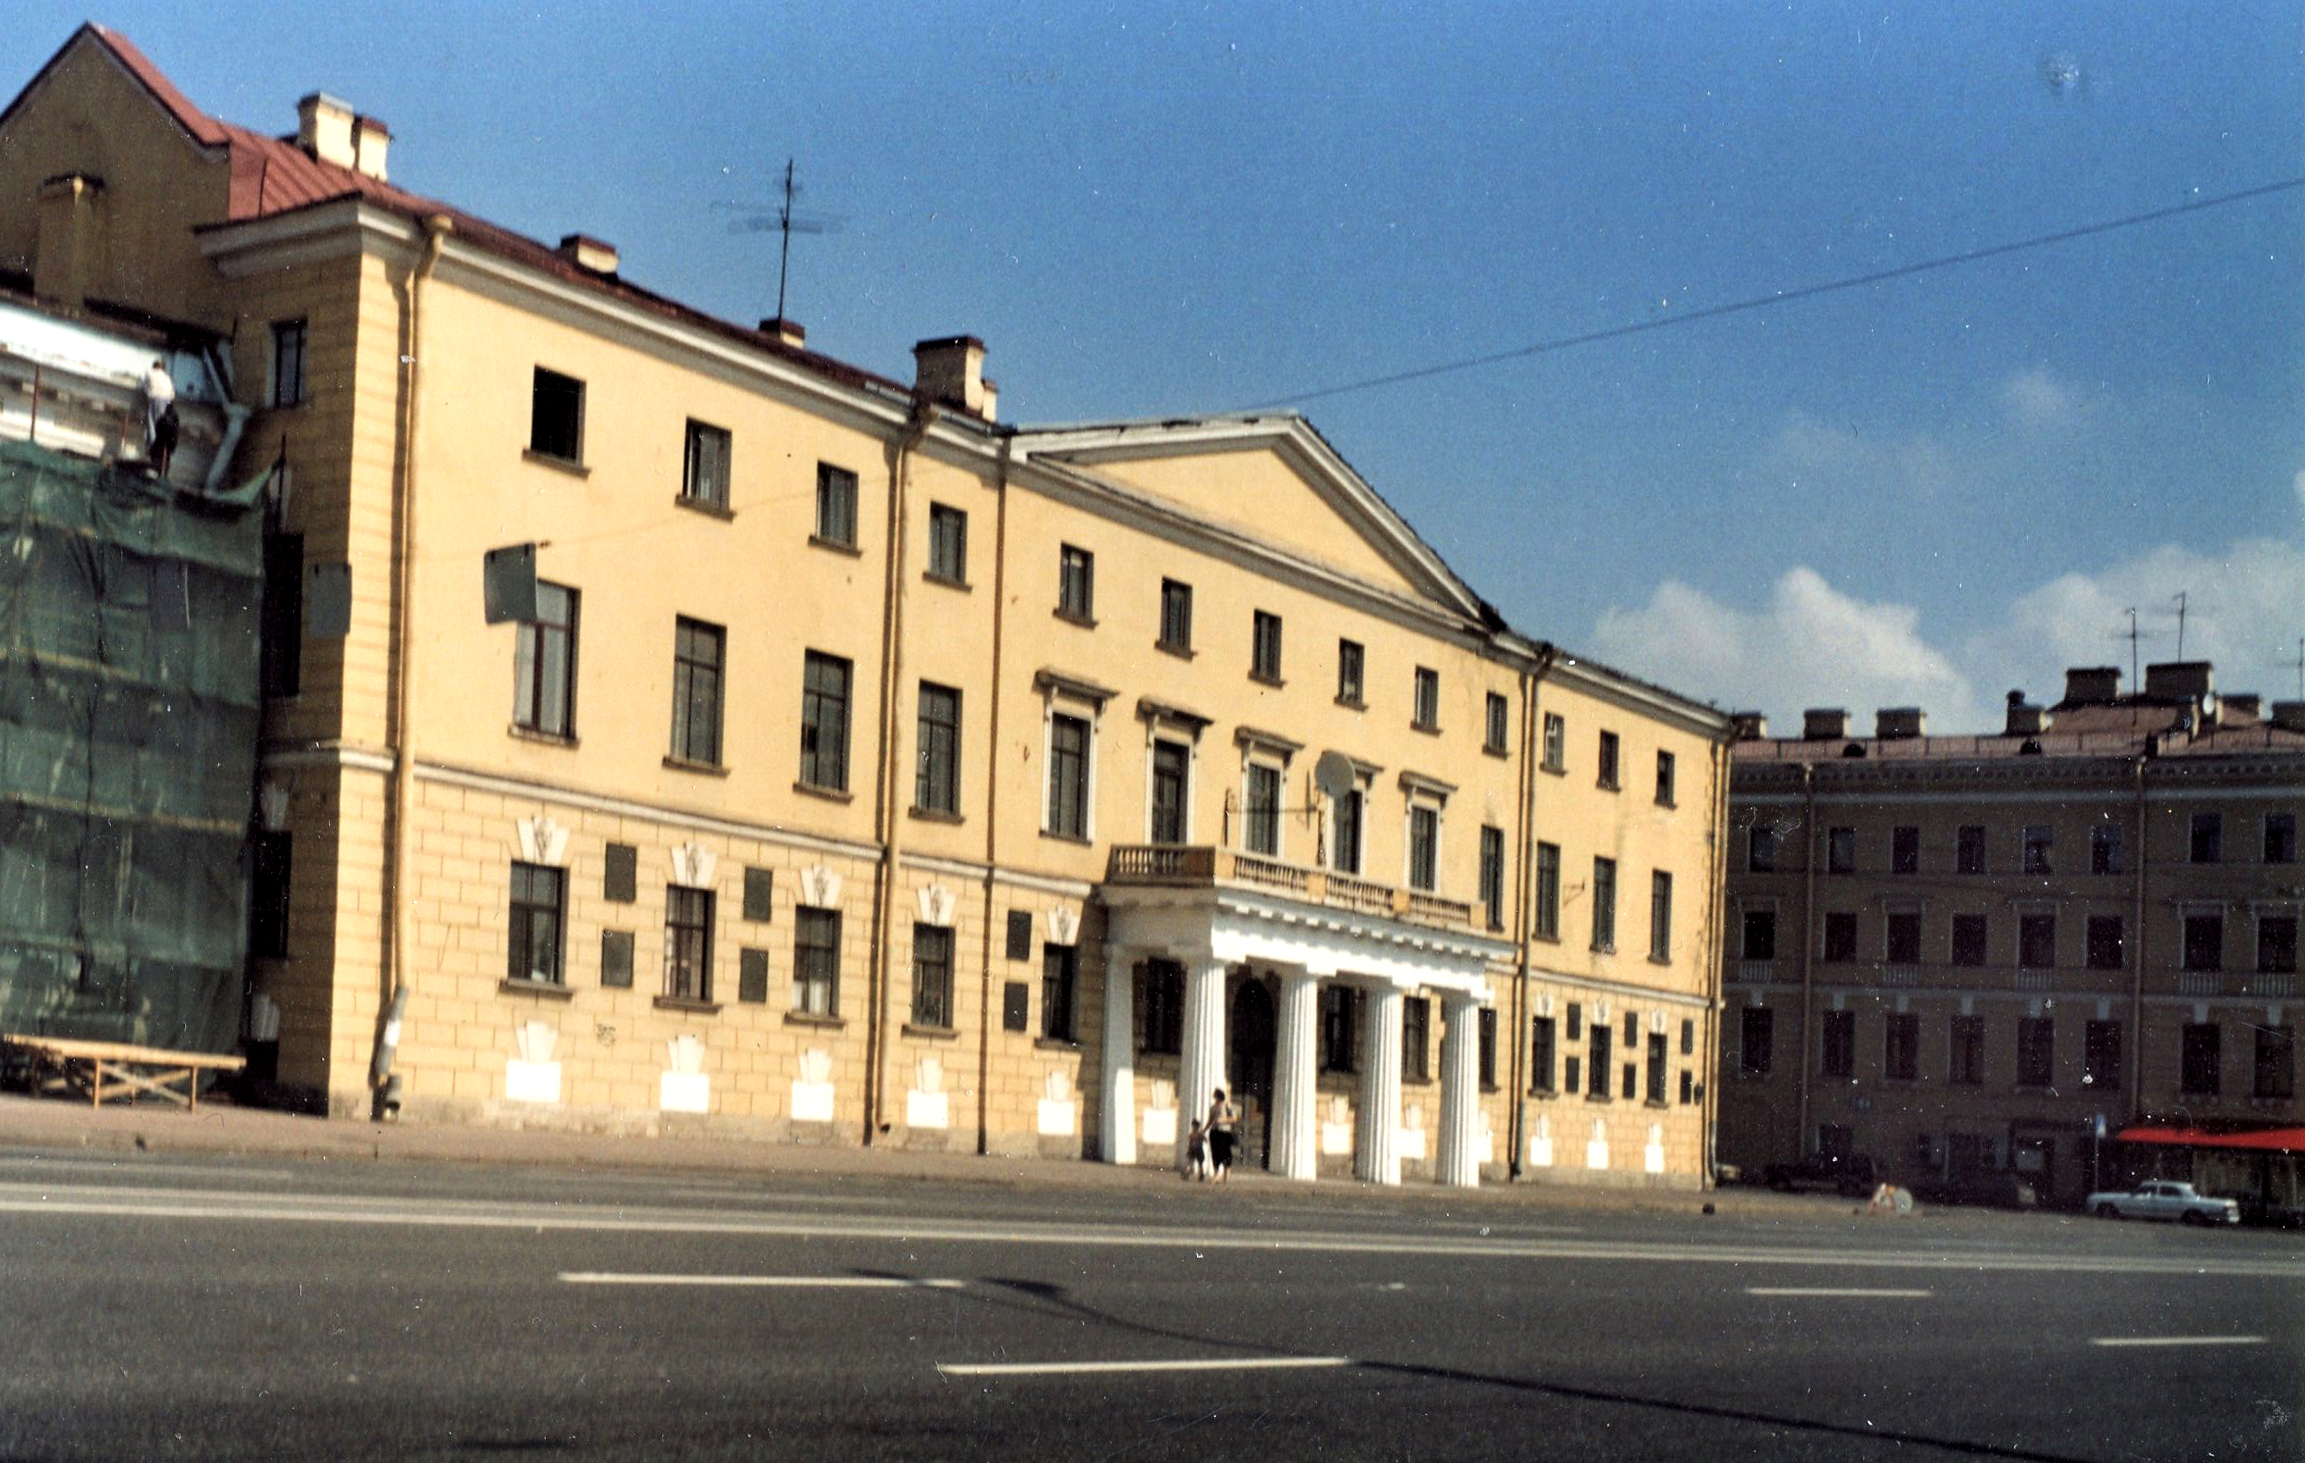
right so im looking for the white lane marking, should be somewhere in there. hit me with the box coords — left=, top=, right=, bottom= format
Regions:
left=0, top=1157, right=292, bottom=1182
left=2090, top=1336, right=2266, bottom=1348
left=1747, top=1287, right=1932, bottom=1298
left=940, top=1356, right=1353, bottom=1377
left=561, top=1272, right=962, bottom=1289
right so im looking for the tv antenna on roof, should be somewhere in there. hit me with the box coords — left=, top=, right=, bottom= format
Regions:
left=715, top=158, right=844, bottom=323
left=2113, top=608, right=2163, bottom=693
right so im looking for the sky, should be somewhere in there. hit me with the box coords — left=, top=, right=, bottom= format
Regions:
left=17, top=2, right=2301, bottom=732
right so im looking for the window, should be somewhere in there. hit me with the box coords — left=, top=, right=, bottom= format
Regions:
left=2268, top=813, right=2299, bottom=864
left=1402, top=997, right=1430, bottom=1081
left=1649, top=870, right=1672, bottom=961
left=2019, top=913, right=2056, bottom=970
left=603, top=844, right=637, bottom=903
left=1884, top=1012, right=1918, bottom=1081
left=1885, top=911, right=1921, bottom=964
left=1596, top=731, right=1620, bottom=789
left=529, top=367, right=583, bottom=462
left=1949, top=1016, right=1984, bottom=1084
left=1891, top=826, right=1920, bottom=875
left=1622, top=1058, right=1637, bottom=1101
left=1741, top=908, right=1777, bottom=961
left=2086, top=915, right=2124, bottom=971
left=270, top=319, right=307, bottom=407
left=1827, top=826, right=1855, bottom=874
left=1740, top=1007, right=1774, bottom=1076
left=2085, top=1020, right=2122, bottom=1091
left=1533, top=842, right=1560, bottom=940
left=1251, top=611, right=1283, bottom=681
left=1821, top=1011, right=1854, bottom=1078
left=507, top=862, right=565, bottom=984
left=682, top=420, right=730, bottom=508
left=1158, top=579, right=1193, bottom=651
left=1479, top=1008, right=1498, bottom=1089
left=1588, top=1020, right=1611, bottom=1097
left=1951, top=914, right=1988, bottom=967
left=793, top=907, right=839, bottom=1016
left=742, top=867, right=774, bottom=922
left=1413, top=667, right=1440, bottom=730
left=1485, top=693, right=1510, bottom=754
left=1655, top=750, right=1676, bottom=805
left=927, top=503, right=967, bottom=583
left=1590, top=857, right=1616, bottom=952
left=1541, top=712, right=1566, bottom=771
left=800, top=651, right=853, bottom=791
left=2022, top=824, right=2053, bottom=874
left=2091, top=823, right=2122, bottom=874
left=2190, top=812, right=2223, bottom=864
left=670, top=618, right=724, bottom=765
left=2183, top=913, right=2223, bottom=972
left=2181, top=1022, right=2220, bottom=1095
left=1331, top=787, right=1363, bottom=874
left=2261, top=915, right=2299, bottom=974
left=1244, top=763, right=1282, bottom=856
left=1046, top=713, right=1090, bottom=838
left=513, top=582, right=578, bottom=738
left=665, top=886, right=713, bottom=1002
left=1041, top=944, right=1078, bottom=1041
left=1149, top=740, right=1190, bottom=844
left=2255, top=1025, right=2295, bottom=1100
left=1681, top=1017, right=1695, bottom=1056
left=1408, top=805, right=1440, bottom=892
left=1530, top=1015, right=1557, bottom=1091
left=260, top=532, right=303, bottom=699
left=1142, top=960, right=1184, bottom=1054
left=1646, top=1032, right=1668, bottom=1102
left=2017, top=1017, right=2054, bottom=1087
left=1480, top=826, right=1506, bottom=931
left=1057, top=544, right=1094, bottom=619
left=915, top=681, right=960, bottom=814
left=250, top=830, right=292, bottom=959
left=814, top=462, right=858, bottom=547
left=1320, top=985, right=1356, bottom=1072
left=1823, top=911, right=1857, bottom=962
left=1748, top=824, right=1777, bottom=873
left=1337, top=639, right=1365, bottom=704
left=911, top=924, right=953, bottom=1028
left=1957, top=825, right=1986, bottom=874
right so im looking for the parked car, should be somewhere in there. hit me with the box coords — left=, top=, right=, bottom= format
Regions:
left=2084, top=1180, right=2241, bottom=1225
left=1763, top=1153, right=1878, bottom=1197
left=1909, top=1170, right=2039, bottom=1211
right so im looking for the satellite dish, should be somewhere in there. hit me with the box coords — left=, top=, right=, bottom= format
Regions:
left=1313, top=750, right=1357, bottom=801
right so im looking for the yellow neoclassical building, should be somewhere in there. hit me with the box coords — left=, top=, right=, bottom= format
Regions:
left=0, top=26, right=1732, bottom=1186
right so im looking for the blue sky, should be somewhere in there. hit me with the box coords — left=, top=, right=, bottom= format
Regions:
left=21, top=2, right=2301, bottom=730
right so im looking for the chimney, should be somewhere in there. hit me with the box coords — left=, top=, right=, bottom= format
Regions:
left=1802, top=708, right=1850, bottom=741
left=2004, top=690, right=2052, bottom=736
left=2224, top=693, right=2261, bottom=719
left=2060, top=666, right=2121, bottom=706
left=297, top=93, right=357, bottom=168
left=352, top=114, right=390, bottom=181
left=33, top=173, right=103, bottom=310
left=2144, top=661, right=2213, bottom=703
left=913, top=335, right=989, bottom=418
left=759, top=317, right=807, bottom=349
left=557, top=234, right=619, bottom=275
left=1875, top=707, right=1927, bottom=740
left=2271, top=702, right=2305, bottom=733
left=1729, top=711, right=1768, bottom=741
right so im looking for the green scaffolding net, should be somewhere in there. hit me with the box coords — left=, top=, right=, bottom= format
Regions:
left=0, top=437, right=264, bottom=1053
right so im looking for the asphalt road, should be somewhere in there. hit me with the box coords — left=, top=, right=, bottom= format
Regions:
left=0, top=1149, right=2297, bottom=1461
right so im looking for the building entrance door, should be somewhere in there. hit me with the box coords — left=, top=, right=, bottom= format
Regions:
left=1230, top=978, right=1276, bottom=1171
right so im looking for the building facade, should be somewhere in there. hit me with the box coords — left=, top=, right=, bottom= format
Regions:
left=1718, top=665, right=2305, bottom=1212
left=1, top=26, right=1731, bottom=1186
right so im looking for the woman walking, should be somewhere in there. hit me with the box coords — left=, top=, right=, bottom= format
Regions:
left=1205, top=1087, right=1240, bottom=1183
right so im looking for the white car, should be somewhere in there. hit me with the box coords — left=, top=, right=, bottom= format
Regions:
left=2084, top=1180, right=2241, bottom=1225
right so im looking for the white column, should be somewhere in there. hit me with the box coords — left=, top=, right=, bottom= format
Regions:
left=1435, top=991, right=1483, bottom=1188
left=1268, top=970, right=1320, bottom=1181
left=1099, top=947, right=1136, bottom=1165
left=1356, top=982, right=1404, bottom=1186
left=1175, top=958, right=1229, bottom=1167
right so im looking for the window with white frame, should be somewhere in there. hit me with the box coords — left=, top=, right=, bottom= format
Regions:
left=1400, top=773, right=1449, bottom=893
left=1037, top=673, right=1108, bottom=839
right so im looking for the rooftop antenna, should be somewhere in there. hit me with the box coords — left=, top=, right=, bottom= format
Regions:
left=2111, top=609, right=2164, bottom=693
left=714, top=159, right=843, bottom=323
left=2171, top=590, right=2189, bottom=660
left=2290, top=636, right=2304, bottom=700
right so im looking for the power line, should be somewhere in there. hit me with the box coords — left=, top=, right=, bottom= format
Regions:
left=1243, top=177, right=2305, bottom=411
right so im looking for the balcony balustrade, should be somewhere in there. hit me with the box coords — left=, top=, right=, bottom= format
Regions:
left=1104, top=845, right=1474, bottom=931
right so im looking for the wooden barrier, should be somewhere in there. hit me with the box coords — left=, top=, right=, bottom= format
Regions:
left=1, top=1033, right=245, bottom=1111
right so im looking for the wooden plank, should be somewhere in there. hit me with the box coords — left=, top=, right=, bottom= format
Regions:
left=0, top=1033, right=244, bottom=1072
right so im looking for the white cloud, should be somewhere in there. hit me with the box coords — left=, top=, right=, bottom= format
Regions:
left=2294, top=469, right=2305, bottom=514
left=2001, top=366, right=2080, bottom=425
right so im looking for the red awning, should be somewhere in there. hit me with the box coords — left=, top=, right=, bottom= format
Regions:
left=2116, top=1125, right=2305, bottom=1153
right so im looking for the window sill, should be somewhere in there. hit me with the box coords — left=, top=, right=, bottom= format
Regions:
left=1531, top=932, right=1561, bottom=946
left=1648, top=954, right=1672, bottom=967
left=1483, top=744, right=1509, bottom=759
left=1156, top=640, right=1195, bottom=660
left=794, top=780, right=854, bottom=804
left=809, top=535, right=863, bottom=557
left=522, top=448, right=589, bottom=478
left=663, top=755, right=729, bottom=777
left=1402, top=1074, right=1434, bottom=1088
left=908, top=805, right=965, bottom=825
left=1596, top=780, right=1621, bottom=793
left=903, top=1022, right=959, bottom=1042
left=1320, top=1067, right=1359, bottom=1079
left=1591, top=943, right=1616, bottom=956
left=1583, top=1093, right=1613, bottom=1104
left=1249, top=671, right=1286, bottom=689
left=654, top=995, right=721, bottom=1015
left=1656, top=798, right=1677, bottom=810
left=923, top=572, right=970, bottom=591
left=1539, top=762, right=1565, bottom=777
left=1040, top=829, right=1093, bottom=846
left=1034, top=1036, right=1079, bottom=1052
left=498, top=978, right=574, bottom=1001
left=784, top=1011, right=846, bottom=1030
left=1410, top=721, right=1441, bottom=736
left=1645, top=1097, right=1669, bottom=1109
left=675, top=494, right=735, bottom=521
left=1334, top=696, right=1367, bottom=712
left=508, top=724, right=578, bottom=749
left=1053, top=609, right=1097, bottom=629
left=1528, top=1086, right=1557, bottom=1099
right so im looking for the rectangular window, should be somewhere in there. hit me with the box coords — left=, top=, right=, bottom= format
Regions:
left=1821, top=1010, right=1854, bottom=1078
left=270, top=319, right=307, bottom=408
left=260, top=532, right=303, bottom=699
left=800, top=650, right=853, bottom=791
left=1681, top=1017, right=1695, bottom=1056
left=814, top=463, right=858, bottom=547
left=1741, top=908, right=1777, bottom=961
left=1408, top=806, right=1439, bottom=892
left=1331, top=787, right=1363, bottom=875
left=1479, top=1008, right=1498, bottom=1089
left=1041, top=944, right=1078, bottom=1042
left=1949, top=1015, right=1984, bottom=1085
left=742, top=867, right=774, bottom=922
left=1649, top=870, right=1672, bottom=961
left=1590, top=856, right=1616, bottom=952
left=1057, top=544, right=1094, bottom=619
left=1480, top=826, right=1506, bottom=931
left=600, top=929, right=633, bottom=988
left=665, top=886, right=713, bottom=1002
left=1533, top=842, right=1560, bottom=940
left=682, top=420, right=730, bottom=508
left=1823, top=911, right=1857, bottom=962
left=670, top=618, right=724, bottom=766
left=1749, top=825, right=1777, bottom=873
left=2261, top=915, right=2299, bottom=975
left=1149, top=741, right=1190, bottom=845
left=2017, top=1017, right=2054, bottom=1087
left=911, top=924, right=953, bottom=1028
left=1827, top=826, right=1855, bottom=874
left=1951, top=914, right=1988, bottom=967
left=1740, top=1007, right=1773, bottom=1076
left=1251, top=611, right=1283, bottom=681
left=1596, top=731, right=1621, bottom=789
left=2086, top=915, right=2125, bottom=971
left=1958, top=825, right=1987, bottom=874
left=1245, top=763, right=1282, bottom=857
left=1541, top=712, right=1566, bottom=771
left=2184, top=913, right=2223, bottom=972
left=2255, top=1025, right=2295, bottom=1100
left=927, top=503, right=967, bottom=582
left=2181, top=1022, right=2221, bottom=1095
left=529, top=367, right=583, bottom=462
left=1159, top=579, right=1193, bottom=651
left=2019, top=913, right=2056, bottom=970
left=1402, top=997, right=1430, bottom=1081
left=1588, top=1021, right=1611, bottom=1097
left=1047, top=713, right=1090, bottom=837
left=2085, top=1020, right=2122, bottom=1092
left=738, top=948, right=769, bottom=1003
left=1891, top=826, right=1920, bottom=875
left=1530, top=1015, right=1557, bottom=1091
left=2091, top=823, right=2122, bottom=874
left=1622, top=1059, right=1637, bottom=1102
left=793, top=907, right=840, bottom=1016
left=1142, top=960, right=1184, bottom=1054
left=1885, top=911, right=1921, bottom=964
left=250, top=830, right=292, bottom=959
left=1655, top=750, right=1676, bottom=805
left=2268, top=813, right=2299, bottom=864
left=603, top=844, right=637, bottom=903
left=1485, top=693, right=1510, bottom=754
left=1413, top=667, right=1440, bottom=730
left=1884, top=1012, right=1918, bottom=1081
left=2023, top=824, right=2053, bottom=874
left=513, top=582, right=578, bottom=738
left=1006, top=911, right=1033, bottom=961
left=2190, top=812, right=2223, bottom=864
left=1337, top=639, right=1365, bottom=704
left=1320, top=985, right=1357, bottom=1072
left=914, top=681, right=960, bottom=814
left=507, top=862, right=565, bottom=984
left=1646, top=1032, right=1667, bottom=1102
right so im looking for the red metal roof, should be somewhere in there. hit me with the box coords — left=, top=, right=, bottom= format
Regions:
left=2116, top=1125, right=2305, bottom=1153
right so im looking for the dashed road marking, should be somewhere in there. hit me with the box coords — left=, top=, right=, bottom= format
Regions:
left=939, top=1356, right=1352, bottom=1377
left=561, top=1272, right=963, bottom=1289
left=1747, top=1287, right=1932, bottom=1298
left=2089, top=1335, right=2265, bottom=1348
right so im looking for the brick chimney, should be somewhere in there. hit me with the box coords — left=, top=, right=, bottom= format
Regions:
left=2144, top=661, right=2213, bottom=702
left=2271, top=702, right=2305, bottom=733
left=557, top=234, right=619, bottom=275
left=2004, top=689, right=2052, bottom=736
left=1729, top=711, right=1768, bottom=741
left=352, top=114, right=390, bottom=181
left=297, top=93, right=357, bottom=168
left=1875, top=707, right=1927, bottom=740
left=1802, top=708, right=1850, bottom=741
left=913, top=335, right=993, bottom=419
left=2061, top=666, right=2122, bottom=706
left=760, top=317, right=807, bottom=349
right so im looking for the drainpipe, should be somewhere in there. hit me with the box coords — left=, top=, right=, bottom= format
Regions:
left=862, top=397, right=939, bottom=1144
left=1505, top=648, right=1552, bottom=1177
left=975, top=437, right=1014, bottom=1155
left=1794, top=761, right=1817, bottom=1157
left=372, top=213, right=453, bottom=1119
left=2129, top=756, right=2148, bottom=1116
left=1702, top=733, right=1730, bottom=1187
